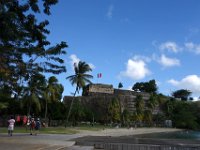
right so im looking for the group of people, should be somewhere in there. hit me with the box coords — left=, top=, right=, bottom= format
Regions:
left=7, top=115, right=41, bottom=136
left=27, top=117, right=41, bottom=135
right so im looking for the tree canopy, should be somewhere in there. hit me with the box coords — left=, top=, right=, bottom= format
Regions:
left=172, top=89, right=192, bottom=101
left=118, top=82, right=123, bottom=89
left=132, top=79, right=158, bottom=94
left=66, top=61, right=93, bottom=124
left=0, top=0, right=68, bottom=98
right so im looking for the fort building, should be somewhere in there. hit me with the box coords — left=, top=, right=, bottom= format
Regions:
left=63, top=83, right=160, bottom=114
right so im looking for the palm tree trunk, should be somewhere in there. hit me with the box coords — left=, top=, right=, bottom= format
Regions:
left=28, top=96, right=32, bottom=116
left=45, top=98, right=48, bottom=123
left=65, top=89, right=77, bottom=127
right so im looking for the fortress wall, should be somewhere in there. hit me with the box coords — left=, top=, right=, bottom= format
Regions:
left=63, top=84, right=153, bottom=115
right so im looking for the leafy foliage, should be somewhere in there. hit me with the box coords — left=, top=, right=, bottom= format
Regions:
left=172, top=101, right=199, bottom=129
left=108, top=98, right=120, bottom=123
left=134, top=95, right=145, bottom=123
left=172, top=89, right=192, bottom=101
left=0, top=0, right=67, bottom=99
left=132, top=80, right=158, bottom=94
left=118, top=82, right=123, bottom=89
left=44, top=76, right=64, bottom=121
left=66, top=61, right=93, bottom=124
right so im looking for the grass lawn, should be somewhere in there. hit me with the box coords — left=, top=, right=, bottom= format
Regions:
left=0, top=125, right=106, bottom=134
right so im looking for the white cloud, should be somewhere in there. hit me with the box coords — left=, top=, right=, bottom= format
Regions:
left=158, top=54, right=180, bottom=68
left=159, top=41, right=181, bottom=53
left=69, top=54, right=95, bottom=70
left=168, top=75, right=200, bottom=95
left=185, top=42, right=200, bottom=54
left=107, top=5, right=114, bottom=19
left=69, top=54, right=80, bottom=68
left=119, top=57, right=150, bottom=80
left=133, top=55, right=151, bottom=63
left=88, top=63, right=95, bottom=69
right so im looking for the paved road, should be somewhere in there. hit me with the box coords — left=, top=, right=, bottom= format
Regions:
left=0, top=133, right=93, bottom=150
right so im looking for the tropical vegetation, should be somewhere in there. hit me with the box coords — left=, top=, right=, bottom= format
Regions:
left=0, top=1, right=200, bottom=130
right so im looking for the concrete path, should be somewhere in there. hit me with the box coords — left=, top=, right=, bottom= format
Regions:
left=0, top=133, right=93, bottom=150
left=0, top=128, right=183, bottom=150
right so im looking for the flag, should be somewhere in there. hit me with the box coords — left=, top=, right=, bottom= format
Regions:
left=97, top=73, right=102, bottom=78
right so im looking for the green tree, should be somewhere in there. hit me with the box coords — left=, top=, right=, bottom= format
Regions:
left=70, top=99, right=85, bottom=126
left=66, top=61, right=93, bottom=124
left=121, top=109, right=131, bottom=126
left=118, top=82, right=123, bottom=89
left=132, top=79, right=158, bottom=94
left=134, top=94, right=145, bottom=125
left=191, top=101, right=200, bottom=127
left=44, top=76, right=64, bottom=122
left=23, top=73, right=46, bottom=116
left=0, top=0, right=67, bottom=102
left=172, top=89, right=192, bottom=101
left=144, top=94, right=158, bottom=125
left=148, top=94, right=158, bottom=111
left=108, top=98, right=120, bottom=124
left=172, top=101, right=198, bottom=129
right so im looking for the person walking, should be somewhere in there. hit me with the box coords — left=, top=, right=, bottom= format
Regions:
left=8, top=116, right=15, bottom=136
left=30, top=117, right=35, bottom=135
left=35, top=118, right=41, bottom=135
left=26, top=116, right=31, bottom=131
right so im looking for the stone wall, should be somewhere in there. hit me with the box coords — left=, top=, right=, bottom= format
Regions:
left=85, top=84, right=114, bottom=95
left=114, top=89, right=150, bottom=113
left=63, top=84, right=152, bottom=114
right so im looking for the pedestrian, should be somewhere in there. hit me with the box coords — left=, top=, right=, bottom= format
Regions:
left=35, top=118, right=41, bottom=135
left=26, top=116, right=31, bottom=131
left=30, top=117, right=35, bottom=135
left=8, top=115, right=15, bottom=136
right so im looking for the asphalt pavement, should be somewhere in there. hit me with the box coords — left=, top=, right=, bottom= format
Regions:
left=0, top=133, right=93, bottom=150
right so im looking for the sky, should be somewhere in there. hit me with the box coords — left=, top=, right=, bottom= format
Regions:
left=40, top=0, right=200, bottom=99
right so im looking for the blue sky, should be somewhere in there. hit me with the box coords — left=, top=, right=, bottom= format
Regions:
left=42, top=0, right=200, bottom=99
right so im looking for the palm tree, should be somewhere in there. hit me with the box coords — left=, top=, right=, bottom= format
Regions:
left=44, top=76, right=63, bottom=123
left=66, top=61, right=93, bottom=124
left=23, top=73, right=46, bottom=116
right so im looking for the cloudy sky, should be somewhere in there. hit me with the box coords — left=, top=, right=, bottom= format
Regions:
left=43, top=0, right=200, bottom=99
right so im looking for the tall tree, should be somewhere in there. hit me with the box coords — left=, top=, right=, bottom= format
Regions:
left=0, top=0, right=67, bottom=100
left=44, top=76, right=64, bottom=122
left=23, top=73, right=46, bottom=116
left=66, top=61, right=93, bottom=124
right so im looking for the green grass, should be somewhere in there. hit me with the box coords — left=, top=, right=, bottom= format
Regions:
left=71, top=124, right=107, bottom=131
left=40, top=127, right=78, bottom=134
left=0, top=127, right=78, bottom=134
left=0, top=125, right=106, bottom=134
